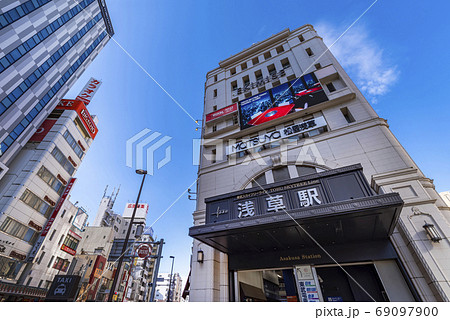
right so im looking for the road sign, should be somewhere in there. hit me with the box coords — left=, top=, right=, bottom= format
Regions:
left=137, top=244, right=150, bottom=258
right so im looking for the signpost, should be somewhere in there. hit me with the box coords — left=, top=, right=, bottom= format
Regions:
left=137, top=244, right=150, bottom=259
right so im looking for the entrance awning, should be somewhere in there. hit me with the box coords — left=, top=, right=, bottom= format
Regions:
left=189, top=193, right=403, bottom=255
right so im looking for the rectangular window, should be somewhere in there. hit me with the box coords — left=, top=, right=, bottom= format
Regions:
left=53, top=257, right=69, bottom=272
left=305, top=48, right=314, bottom=56
left=62, top=234, right=79, bottom=252
left=37, top=251, right=46, bottom=265
left=0, top=217, right=38, bottom=244
left=63, top=130, right=84, bottom=158
left=341, top=107, right=356, bottom=123
left=60, top=209, right=66, bottom=218
left=281, top=58, right=290, bottom=69
left=74, top=117, right=90, bottom=141
left=241, top=62, right=247, bottom=70
left=20, top=189, right=53, bottom=217
left=51, top=147, right=75, bottom=175
left=264, top=51, right=271, bottom=60
left=0, top=254, right=24, bottom=280
left=326, top=82, right=336, bottom=92
left=299, top=34, right=305, bottom=42
left=47, top=256, right=55, bottom=268
left=252, top=57, right=259, bottom=65
left=315, top=63, right=322, bottom=70
left=276, top=46, right=284, bottom=54
left=213, top=89, right=217, bottom=98
left=230, top=67, right=236, bottom=75
left=214, top=75, right=217, bottom=82
left=37, top=166, right=64, bottom=195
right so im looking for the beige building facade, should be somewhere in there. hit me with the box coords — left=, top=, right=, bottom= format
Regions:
left=189, top=25, right=450, bottom=302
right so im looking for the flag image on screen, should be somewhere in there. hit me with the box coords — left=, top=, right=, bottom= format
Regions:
left=238, top=72, right=329, bottom=129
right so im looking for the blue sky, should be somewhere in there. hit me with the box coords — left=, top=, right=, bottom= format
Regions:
left=64, top=0, right=450, bottom=281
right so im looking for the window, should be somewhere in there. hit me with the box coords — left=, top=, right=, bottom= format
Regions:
left=212, top=125, right=217, bottom=132
left=281, top=58, right=290, bottom=69
left=51, top=147, right=75, bottom=175
left=45, top=280, right=52, bottom=289
left=255, top=70, right=263, bottom=82
left=47, top=256, right=55, bottom=268
left=213, top=105, right=217, bottom=111
left=267, top=64, right=276, bottom=76
left=74, top=117, right=91, bottom=141
left=68, top=215, right=73, bottom=224
left=231, top=80, right=238, bottom=92
left=211, top=149, right=216, bottom=164
left=214, top=75, right=217, bottom=82
left=60, top=209, right=66, bottom=218
left=38, top=280, right=43, bottom=288
left=62, top=234, right=79, bottom=252
left=252, top=57, right=259, bottom=65
left=264, top=51, right=272, bottom=60
left=53, top=257, right=69, bottom=272
left=26, top=277, right=33, bottom=286
left=241, top=62, right=247, bottom=70
left=20, top=189, right=53, bottom=217
left=0, top=254, right=24, bottom=279
left=213, top=89, right=217, bottom=98
left=314, top=63, right=322, bottom=70
left=299, top=34, right=305, bottom=42
left=326, top=82, right=336, bottom=92
left=58, top=235, right=65, bottom=246
left=232, top=98, right=238, bottom=104
left=341, top=107, right=356, bottom=123
left=37, top=166, right=64, bottom=195
left=230, top=67, right=236, bottom=75
left=276, top=46, right=284, bottom=54
left=37, top=251, right=46, bottom=265
left=49, top=229, right=56, bottom=241
left=305, top=48, right=313, bottom=56
left=63, top=130, right=84, bottom=158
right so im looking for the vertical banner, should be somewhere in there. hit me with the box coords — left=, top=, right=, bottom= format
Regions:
left=75, top=77, right=102, bottom=106
left=27, top=178, right=76, bottom=262
left=295, top=265, right=320, bottom=302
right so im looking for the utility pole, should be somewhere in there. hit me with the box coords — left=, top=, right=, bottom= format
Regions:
left=149, top=239, right=164, bottom=301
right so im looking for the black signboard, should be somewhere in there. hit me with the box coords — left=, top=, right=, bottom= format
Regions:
left=205, top=164, right=373, bottom=225
left=45, top=275, right=81, bottom=301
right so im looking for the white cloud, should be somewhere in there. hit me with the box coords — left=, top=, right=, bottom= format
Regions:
left=315, top=23, right=399, bottom=103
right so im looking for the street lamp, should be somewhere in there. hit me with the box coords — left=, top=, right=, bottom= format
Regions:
left=166, top=255, right=175, bottom=302
left=107, top=169, right=147, bottom=302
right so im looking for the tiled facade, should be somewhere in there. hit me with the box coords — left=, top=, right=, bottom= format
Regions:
left=190, top=25, right=450, bottom=302
left=0, top=0, right=113, bottom=180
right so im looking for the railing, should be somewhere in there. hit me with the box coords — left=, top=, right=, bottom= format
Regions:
left=0, top=281, right=47, bottom=298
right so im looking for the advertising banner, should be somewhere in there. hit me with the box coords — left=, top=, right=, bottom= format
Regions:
left=123, top=203, right=149, bottom=219
left=29, top=119, right=57, bottom=142
left=239, top=72, right=328, bottom=129
left=75, top=77, right=102, bottom=106
left=205, top=103, right=238, bottom=122
left=56, top=99, right=98, bottom=139
left=27, top=178, right=76, bottom=262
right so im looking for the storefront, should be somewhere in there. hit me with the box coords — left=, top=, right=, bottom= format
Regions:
left=189, top=164, right=419, bottom=302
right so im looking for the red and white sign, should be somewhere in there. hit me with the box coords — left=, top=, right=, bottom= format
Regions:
left=137, top=244, right=150, bottom=258
left=56, top=99, right=98, bottom=139
left=205, top=103, right=238, bottom=122
left=29, top=119, right=57, bottom=142
left=75, top=77, right=102, bottom=106
left=60, top=244, right=76, bottom=256
left=123, top=203, right=149, bottom=219
left=27, top=178, right=76, bottom=262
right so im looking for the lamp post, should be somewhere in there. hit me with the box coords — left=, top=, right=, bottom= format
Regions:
left=166, top=255, right=175, bottom=302
left=107, top=169, right=147, bottom=302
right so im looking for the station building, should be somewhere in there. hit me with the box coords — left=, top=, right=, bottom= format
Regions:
left=188, top=25, right=450, bottom=302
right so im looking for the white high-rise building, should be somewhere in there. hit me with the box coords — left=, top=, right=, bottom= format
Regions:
left=189, top=25, right=450, bottom=302
left=0, top=0, right=113, bottom=180
left=0, top=98, right=97, bottom=300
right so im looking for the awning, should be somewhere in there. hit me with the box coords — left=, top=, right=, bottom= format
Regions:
left=189, top=193, right=403, bottom=256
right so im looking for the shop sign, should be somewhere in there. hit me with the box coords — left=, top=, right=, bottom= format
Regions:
left=206, top=180, right=324, bottom=224
left=205, top=103, right=238, bottom=122
left=28, top=220, right=42, bottom=231
left=10, top=251, right=26, bottom=261
left=205, top=164, right=372, bottom=225
left=232, top=69, right=286, bottom=96
left=226, top=116, right=326, bottom=155
left=137, top=244, right=150, bottom=258
left=295, top=265, right=320, bottom=302
left=45, top=275, right=81, bottom=301
left=75, top=78, right=102, bottom=106
left=61, top=244, right=76, bottom=256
